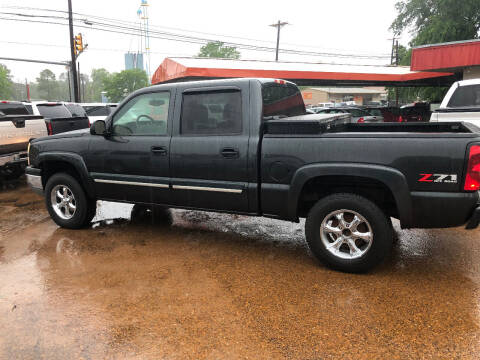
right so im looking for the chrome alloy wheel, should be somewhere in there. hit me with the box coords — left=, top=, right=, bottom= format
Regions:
left=50, top=184, right=77, bottom=220
left=320, top=209, right=373, bottom=260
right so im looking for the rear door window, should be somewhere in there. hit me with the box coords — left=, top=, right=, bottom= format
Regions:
left=181, top=90, right=242, bottom=135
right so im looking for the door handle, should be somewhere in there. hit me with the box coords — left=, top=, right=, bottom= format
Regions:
left=220, top=147, right=239, bottom=158
left=151, top=146, right=167, bottom=155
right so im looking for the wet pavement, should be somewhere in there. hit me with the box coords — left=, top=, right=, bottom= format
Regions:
left=0, top=179, right=479, bottom=359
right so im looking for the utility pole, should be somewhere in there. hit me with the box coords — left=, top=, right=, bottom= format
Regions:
left=390, top=38, right=399, bottom=66
left=68, top=0, right=79, bottom=102
left=269, top=20, right=288, bottom=61
left=395, top=39, right=399, bottom=66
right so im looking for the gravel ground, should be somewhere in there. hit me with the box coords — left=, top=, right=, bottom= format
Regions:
left=0, top=179, right=479, bottom=359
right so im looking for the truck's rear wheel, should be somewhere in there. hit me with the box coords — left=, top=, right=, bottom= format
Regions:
left=45, top=173, right=92, bottom=229
left=305, top=193, right=393, bottom=273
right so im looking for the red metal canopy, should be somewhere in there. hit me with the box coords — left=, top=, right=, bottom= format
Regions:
left=152, top=57, right=454, bottom=87
left=411, top=39, right=480, bottom=72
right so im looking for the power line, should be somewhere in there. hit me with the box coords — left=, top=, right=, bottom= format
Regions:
left=0, top=40, right=192, bottom=56
left=0, top=6, right=392, bottom=60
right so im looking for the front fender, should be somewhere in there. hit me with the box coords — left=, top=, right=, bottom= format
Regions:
left=288, top=163, right=413, bottom=228
left=37, top=151, right=95, bottom=198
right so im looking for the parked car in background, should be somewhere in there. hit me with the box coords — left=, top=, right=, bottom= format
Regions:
left=315, top=107, right=382, bottom=123
left=82, top=103, right=118, bottom=124
left=363, top=107, right=384, bottom=122
left=26, top=101, right=90, bottom=135
left=364, top=106, right=401, bottom=123
left=430, top=79, right=480, bottom=125
left=400, top=102, right=431, bottom=122
left=0, top=101, right=46, bottom=180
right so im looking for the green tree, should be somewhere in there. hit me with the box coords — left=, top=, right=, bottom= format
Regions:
left=37, top=69, right=59, bottom=100
left=388, top=0, right=480, bottom=103
left=198, top=41, right=240, bottom=59
left=391, top=0, right=480, bottom=47
left=103, top=68, right=148, bottom=102
left=0, top=64, right=13, bottom=99
left=86, top=68, right=111, bottom=102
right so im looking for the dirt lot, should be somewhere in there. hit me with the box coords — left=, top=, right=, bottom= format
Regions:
left=0, top=179, right=479, bottom=359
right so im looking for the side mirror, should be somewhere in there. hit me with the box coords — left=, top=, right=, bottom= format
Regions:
left=90, top=120, right=107, bottom=136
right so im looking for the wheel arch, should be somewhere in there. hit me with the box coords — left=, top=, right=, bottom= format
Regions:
left=37, top=152, right=95, bottom=198
left=288, top=163, right=413, bottom=228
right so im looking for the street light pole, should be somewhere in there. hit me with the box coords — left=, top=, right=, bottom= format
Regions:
left=269, top=20, right=288, bottom=61
left=68, top=0, right=79, bottom=102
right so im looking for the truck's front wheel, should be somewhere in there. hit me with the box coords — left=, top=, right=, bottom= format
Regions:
left=45, top=173, right=93, bottom=229
left=305, top=193, right=393, bottom=273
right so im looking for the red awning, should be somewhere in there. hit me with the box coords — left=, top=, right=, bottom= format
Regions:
left=411, top=39, right=480, bottom=72
left=151, top=57, right=454, bottom=87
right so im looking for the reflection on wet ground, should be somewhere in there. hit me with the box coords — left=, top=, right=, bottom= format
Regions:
left=1, top=181, right=479, bottom=359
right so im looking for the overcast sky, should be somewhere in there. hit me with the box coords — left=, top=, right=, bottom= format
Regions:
left=0, top=0, right=411, bottom=83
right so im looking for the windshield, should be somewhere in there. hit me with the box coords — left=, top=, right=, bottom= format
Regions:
left=37, top=104, right=71, bottom=118
left=262, top=82, right=305, bottom=118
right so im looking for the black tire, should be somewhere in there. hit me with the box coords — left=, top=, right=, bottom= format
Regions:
left=305, top=193, right=393, bottom=273
left=45, top=173, right=90, bottom=229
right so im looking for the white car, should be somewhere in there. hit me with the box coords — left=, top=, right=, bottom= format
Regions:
left=430, top=79, right=480, bottom=125
left=82, top=103, right=118, bottom=124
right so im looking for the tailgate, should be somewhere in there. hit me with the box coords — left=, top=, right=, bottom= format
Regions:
left=0, top=115, right=47, bottom=156
left=47, top=116, right=90, bottom=135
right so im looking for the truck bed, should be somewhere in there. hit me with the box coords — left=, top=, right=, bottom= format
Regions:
left=264, top=118, right=478, bottom=136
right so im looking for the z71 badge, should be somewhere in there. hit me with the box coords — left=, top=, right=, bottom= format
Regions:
left=418, top=174, right=458, bottom=183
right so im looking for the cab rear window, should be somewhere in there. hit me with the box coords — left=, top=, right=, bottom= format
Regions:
left=37, top=104, right=71, bottom=118
left=0, top=102, right=29, bottom=115
left=262, top=82, right=305, bottom=118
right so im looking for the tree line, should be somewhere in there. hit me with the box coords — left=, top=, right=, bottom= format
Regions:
left=0, top=65, right=149, bottom=103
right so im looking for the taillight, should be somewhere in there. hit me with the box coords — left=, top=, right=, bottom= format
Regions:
left=47, top=122, right=53, bottom=135
left=464, top=145, right=480, bottom=191
left=357, top=117, right=365, bottom=123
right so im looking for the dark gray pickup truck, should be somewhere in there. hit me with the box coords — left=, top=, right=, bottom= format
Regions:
left=25, top=78, right=480, bottom=272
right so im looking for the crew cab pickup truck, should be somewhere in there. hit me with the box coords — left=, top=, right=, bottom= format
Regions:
left=25, top=78, right=480, bottom=272
left=430, top=79, right=480, bottom=125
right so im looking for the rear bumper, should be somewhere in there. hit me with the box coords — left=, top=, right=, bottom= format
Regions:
left=409, top=191, right=479, bottom=229
left=25, top=166, right=43, bottom=195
